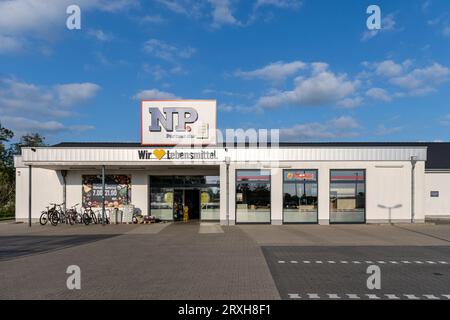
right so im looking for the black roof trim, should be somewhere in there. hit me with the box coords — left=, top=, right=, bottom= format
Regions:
left=51, top=141, right=433, bottom=148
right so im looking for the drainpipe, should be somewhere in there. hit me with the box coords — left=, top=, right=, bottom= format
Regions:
left=28, top=165, right=32, bottom=227
left=410, top=156, right=417, bottom=223
left=102, top=165, right=106, bottom=226
left=61, top=170, right=67, bottom=213
left=225, top=156, right=231, bottom=226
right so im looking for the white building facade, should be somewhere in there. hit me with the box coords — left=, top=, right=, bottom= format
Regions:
left=14, top=142, right=450, bottom=225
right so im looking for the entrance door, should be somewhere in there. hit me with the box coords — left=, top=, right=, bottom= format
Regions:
left=184, top=189, right=200, bottom=220
left=173, top=189, right=184, bottom=221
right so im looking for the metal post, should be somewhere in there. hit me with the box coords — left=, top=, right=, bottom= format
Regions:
left=28, top=165, right=32, bottom=227
left=410, top=156, right=417, bottom=223
left=225, top=157, right=231, bottom=226
left=102, top=165, right=106, bottom=226
left=61, top=170, right=67, bottom=213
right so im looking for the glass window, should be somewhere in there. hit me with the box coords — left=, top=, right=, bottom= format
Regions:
left=236, top=170, right=271, bottom=223
left=283, top=170, right=318, bottom=223
left=200, top=187, right=220, bottom=221
left=150, top=188, right=174, bottom=220
left=330, top=170, right=365, bottom=223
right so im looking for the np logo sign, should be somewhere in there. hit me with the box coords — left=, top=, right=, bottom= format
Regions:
left=141, top=100, right=216, bottom=146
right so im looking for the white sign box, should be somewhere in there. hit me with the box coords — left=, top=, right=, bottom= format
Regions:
left=141, top=100, right=217, bottom=146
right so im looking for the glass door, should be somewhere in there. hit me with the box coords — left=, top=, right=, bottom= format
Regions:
left=173, top=189, right=184, bottom=222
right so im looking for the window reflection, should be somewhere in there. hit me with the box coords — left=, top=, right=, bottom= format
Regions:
left=283, top=170, right=318, bottom=223
left=330, top=170, right=365, bottom=223
left=236, top=170, right=271, bottom=223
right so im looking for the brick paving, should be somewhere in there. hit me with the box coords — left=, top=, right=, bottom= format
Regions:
left=1, top=222, right=450, bottom=299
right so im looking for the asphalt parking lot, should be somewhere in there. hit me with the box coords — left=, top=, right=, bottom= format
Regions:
left=0, top=222, right=449, bottom=300
left=263, top=246, right=450, bottom=300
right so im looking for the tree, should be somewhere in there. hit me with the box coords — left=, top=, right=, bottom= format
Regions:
left=0, top=126, right=47, bottom=218
left=0, top=123, right=15, bottom=218
left=12, top=132, right=47, bottom=155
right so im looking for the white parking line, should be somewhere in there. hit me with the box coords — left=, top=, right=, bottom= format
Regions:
left=423, top=294, right=440, bottom=300
left=279, top=259, right=447, bottom=265
left=404, top=294, right=420, bottom=300
left=287, top=293, right=450, bottom=300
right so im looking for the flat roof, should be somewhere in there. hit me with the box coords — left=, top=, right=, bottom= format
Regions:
left=48, top=141, right=449, bottom=170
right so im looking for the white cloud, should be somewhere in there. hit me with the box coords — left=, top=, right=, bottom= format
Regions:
left=0, top=35, right=24, bottom=53
left=366, top=88, right=392, bottom=102
left=441, top=114, right=450, bottom=126
left=280, top=116, right=361, bottom=141
left=0, top=78, right=100, bottom=117
left=208, top=0, right=240, bottom=28
left=87, top=29, right=114, bottom=42
left=443, top=26, right=450, bottom=37
left=56, top=83, right=101, bottom=107
left=361, top=13, right=396, bottom=41
left=141, top=14, right=166, bottom=24
left=132, top=89, right=180, bottom=100
left=390, top=63, right=450, bottom=94
left=0, top=0, right=136, bottom=54
left=257, top=63, right=359, bottom=108
left=0, top=78, right=98, bottom=135
left=143, top=39, right=196, bottom=62
left=1, top=116, right=94, bottom=134
left=375, top=124, right=403, bottom=136
left=337, top=97, right=363, bottom=108
left=255, top=0, right=302, bottom=9
left=374, top=60, right=411, bottom=77
left=235, top=61, right=306, bottom=83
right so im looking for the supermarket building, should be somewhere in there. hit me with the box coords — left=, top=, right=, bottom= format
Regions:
left=13, top=100, right=450, bottom=225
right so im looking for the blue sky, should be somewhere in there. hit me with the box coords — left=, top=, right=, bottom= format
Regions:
left=0, top=0, right=449, bottom=144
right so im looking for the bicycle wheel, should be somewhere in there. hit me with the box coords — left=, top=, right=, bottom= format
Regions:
left=67, top=213, right=74, bottom=225
left=50, top=212, right=59, bottom=226
left=75, top=213, right=83, bottom=224
left=92, top=213, right=98, bottom=224
left=39, top=212, right=49, bottom=226
left=83, top=212, right=91, bottom=225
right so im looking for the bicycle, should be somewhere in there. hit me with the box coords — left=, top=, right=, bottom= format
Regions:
left=49, top=203, right=73, bottom=226
left=96, top=208, right=111, bottom=225
left=82, top=206, right=98, bottom=225
left=67, top=203, right=83, bottom=224
left=39, top=205, right=58, bottom=226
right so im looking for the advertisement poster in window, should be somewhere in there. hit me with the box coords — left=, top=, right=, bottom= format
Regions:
left=82, top=175, right=131, bottom=208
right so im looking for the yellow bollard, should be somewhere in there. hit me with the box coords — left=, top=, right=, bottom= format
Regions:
left=183, top=206, right=189, bottom=223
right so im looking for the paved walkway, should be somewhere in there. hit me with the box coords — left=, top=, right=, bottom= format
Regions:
left=1, top=222, right=449, bottom=299
left=0, top=223, right=278, bottom=300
